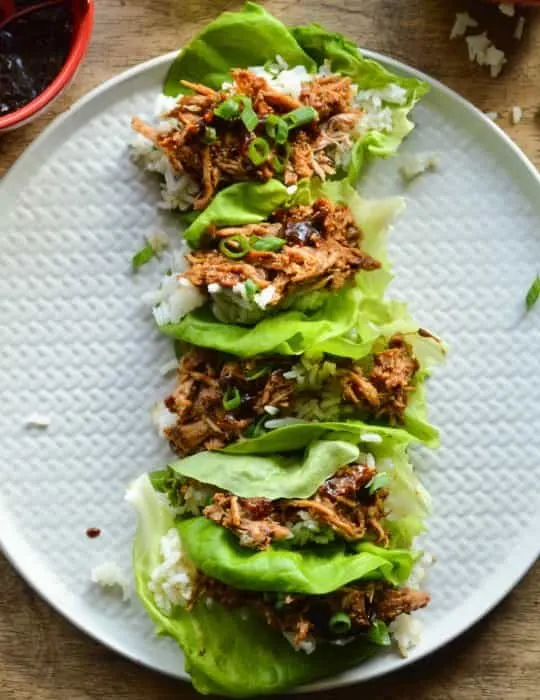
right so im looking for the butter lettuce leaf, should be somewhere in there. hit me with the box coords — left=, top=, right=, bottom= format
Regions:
left=291, top=23, right=429, bottom=182
left=179, top=517, right=416, bottom=593
left=166, top=440, right=359, bottom=500
left=164, top=2, right=316, bottom=97
left=129, top=473, right=379, bottom=697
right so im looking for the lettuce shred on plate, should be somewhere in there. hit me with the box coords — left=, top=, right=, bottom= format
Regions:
left=127, top=3, right=443, bottom=697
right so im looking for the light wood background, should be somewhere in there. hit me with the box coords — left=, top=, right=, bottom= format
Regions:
left=1, top=1, right=539, bottom=698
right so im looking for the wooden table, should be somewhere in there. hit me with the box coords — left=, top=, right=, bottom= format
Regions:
left=1, top=1, right=539, bottom=698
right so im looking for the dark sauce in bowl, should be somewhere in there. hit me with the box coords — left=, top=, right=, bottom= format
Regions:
left=0, top=1, right=73, bottom=117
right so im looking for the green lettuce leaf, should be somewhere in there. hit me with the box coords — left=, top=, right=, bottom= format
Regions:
left=291, top=23, right=429, bottom=182
left=183, top=180, right=290, bottom=248
left=179, top=517, right=416, bottom=593
left=163, top=3, right=316, bottom=97
left=129, top=474, right=378, bottom=697
left=166, top=440, right=360, bottom=500
left=160, top=284, right=362, bottom=356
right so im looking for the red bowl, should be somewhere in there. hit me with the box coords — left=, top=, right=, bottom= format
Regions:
left=0, top=0, right=94, bottom=132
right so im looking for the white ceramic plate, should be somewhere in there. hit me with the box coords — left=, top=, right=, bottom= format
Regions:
left=1, top=51, right=539, bottom=691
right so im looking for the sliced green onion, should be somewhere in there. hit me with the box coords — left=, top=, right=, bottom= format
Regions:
left=265, top=115, right=289, bottom=144
left=244, top=416, right=267, bottom=438
left=132, top=244, right=155, bottom=271
left=218, top=235, right=251, bottom=259
left=234, top=96, right=258, bottom=132
left=245, top=364, right=270, bottom=381
left=248, top=137, right=270, bottom=166
left=222, top=386, right=241, bottom=411
left=284, top=106, right=318, bottom=130
left=250, top=236, right=286, bottom=252
left=525, top=274, right=540, bottom=311
left=263, top=59, right=281, bottom=77
left=367, top=620, right=391, bottom=647
left=271, top=154, right=287, bottom=174
left=329, top=611, right=352, bottom=635
left=243, top=279, right=260, bottom=300
left=214, top=98, right=240, bottom=120
left=367, top=472, right=391, bottom=495
left=202, top=126, right=217, bottom=143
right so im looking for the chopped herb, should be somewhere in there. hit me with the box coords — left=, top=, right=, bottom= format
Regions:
left=218, top=235, right=250, bottom=259
left=243, top=279, right=259, bottom=300
left=265, top=115, right=289, bottom=144
left=132, top=244, right=155, bottom=271
left=367, top=620, right=391, bottom=647
left=245, top=364, right=270, bottom=381
left=525, top=274, right=540, bottom=311
left=248, top=137, right=270, bottom=166
left=284, top=106, right=318, bottom=130
left=202, top=126, right=217, bottom=143
left=214, top=98, right=241, bottom=120
left=367, top=472, right=391, bottom=495
left=263, top=58, right=281, bottom=77
left=235, top=96, right=258, bottom=131
left=328, top=611, right=352, bottom=635
left=271, top=154, right=287, bottom=174
left=222, top=386, right=241, bottom=411
left=244, top=416, right=267, bottom=438
left=250, top=236, right=286, bottom=252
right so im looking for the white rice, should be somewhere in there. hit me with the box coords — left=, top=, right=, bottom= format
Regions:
left=254, top=285, right=276, bottom=310
left=148, top=528, right=193, bottom=614
left=151, top=275, right=205, bottom=326
left=389, top=614, right=423, bottom=657
left=151, top=401, right=177, bottom=436
left=264, top=405, right=280, bottom=416
left=511, top=105, right=523, bottom=125
left=449, top=12, right=478, bottom=40
left=282, top=630, right=317, bottom=654
left=248, top=57, right=314, bottom=99
left=514, top=16, right=526, bottom=41
left=466, top=33, right=507, bottom=78
left=207, top=282, right=222, bottom=294
left=498, top=3, right=515, bottom=17
left=407, top=551, right=435, bottom=590
left=25, top=413, right=50, bottom=428
left=359, top=432, right=383, bottom=444
left=91, top=561, right=131, bottom=601
left=485, top=111, right=499, bottom=121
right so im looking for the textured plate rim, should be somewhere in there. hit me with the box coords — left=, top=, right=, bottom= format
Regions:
left=1, top=49, right=539, bottom=693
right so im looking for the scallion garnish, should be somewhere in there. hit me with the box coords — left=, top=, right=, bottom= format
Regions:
left=245, top=365, right=270, bottom=381
left=235, top=96, right=258, bottom=131
left=367, top=620, right=391, bottom=647
left=367, top=472, right=391, bottom=495
left=250, top=236, right=286, bottom=252
left=248, top=137, right=270, bottom=166
left=265, top=114, right=289, bottom=144
left=244, top=416, right=267, bottom=438
left=243, top=279, right=260, bottom=300
left=271, top=154, right=287, bottom=174
left=214, top=98, right=241, bottom=120
left=525, top=274, right=540, bottom=311
left=132, top=244, right=155, bottom=271
left=284, top=106, right=318, bottom=129
left=218, top=235, right=251, bottom=259
left=328, top=611, right=352, bottom=635
left=202, top=126, right=217, bottom=143
left=222, top=386, right=241, bottom=411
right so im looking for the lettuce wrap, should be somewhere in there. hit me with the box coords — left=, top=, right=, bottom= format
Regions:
left=155, top=181, right=404, bottom=351
left=128, top=474, right=380, bottom=696
left=163, top=2, right=427, bottom=183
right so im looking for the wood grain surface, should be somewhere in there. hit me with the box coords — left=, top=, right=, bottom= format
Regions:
left=1, top=1, right=539, bottom=698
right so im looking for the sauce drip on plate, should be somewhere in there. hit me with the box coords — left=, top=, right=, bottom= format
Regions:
left=0, top=1, right=73, bottom=117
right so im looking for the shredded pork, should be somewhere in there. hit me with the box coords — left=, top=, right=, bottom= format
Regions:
left=184, top=198, right=380, bottom=307
left=191, top=573, right=430, bottom=647
left=342, top=335, right=419, bottom=423
left=132, top=70, right=363, bottom=208
left=202, top=462, right=388, bottom=550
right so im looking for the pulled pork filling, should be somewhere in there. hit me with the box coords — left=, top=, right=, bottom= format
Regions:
left=190, top=574, right=430, bottom=648
left=132, top=69, right=363, bottom=209
left=203, top=462, right=389, bottom=549
left=184, top=198, right=381, bottom=307
left=164, top=337, right=419, bottom=456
